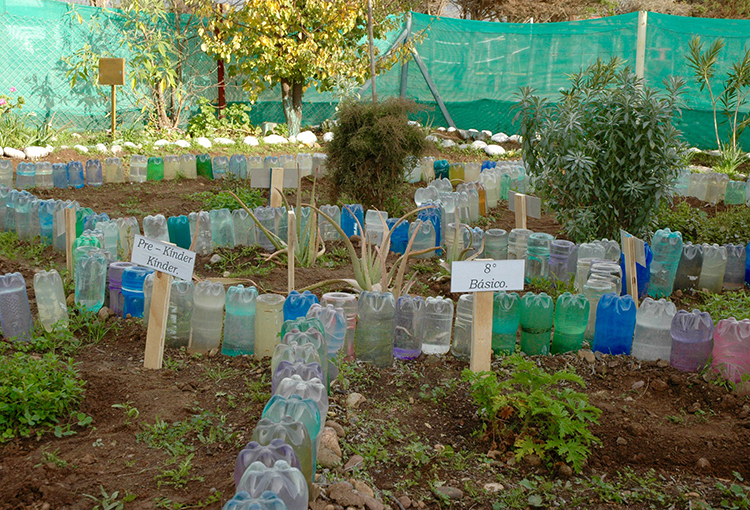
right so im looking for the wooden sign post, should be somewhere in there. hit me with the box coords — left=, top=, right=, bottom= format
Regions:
left=270, top=167, right=284, bottom=208
left=620, top=230, right=646, bottom=308
left=98, top=58, right=125, bottom=140
left=451, top=259, right=526, bottom=372
left=131, top=235, right=196, bottom=369
left=508, top=191, right=542, bottom=230
left=64, top=208, right=76, bottom=280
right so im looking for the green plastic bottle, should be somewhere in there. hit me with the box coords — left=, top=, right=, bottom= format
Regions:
left=146, top=156, right=164, bottom=181
left=552, top=292, right=590, bottom=354
left=196, top=153, right=213, bottom=179
left=519, top=292, right=554, bottom=356
left=492, top=291, right=520, bottom=355
left=75, top=207, right=94, bottom=237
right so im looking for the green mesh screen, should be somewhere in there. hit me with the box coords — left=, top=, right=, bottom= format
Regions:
left=1, top=2, right=749, bottom=149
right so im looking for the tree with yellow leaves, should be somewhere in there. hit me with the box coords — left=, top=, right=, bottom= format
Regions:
left=199, top=0, right=396, bottom=136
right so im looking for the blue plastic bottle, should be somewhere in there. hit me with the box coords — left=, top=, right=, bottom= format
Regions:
left=592, top=293, right=637, bottom=355
left=283, top=290, right=319, bottom=322
left=746, top=242, right=750, bottom=287
left=417, top=203, right=442, bottom=249
left=387, top=218, right=409, bottom=255
left=67, top=161, right=85, bottom=189
left=121, top=266, right=154, bottom=318
left=341, top=204, right=364, bottom=238
left=52, top=163, right=68, bottom=188
left=86, top=159, right=103, bottom=187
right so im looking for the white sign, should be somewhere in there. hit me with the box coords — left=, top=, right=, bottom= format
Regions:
left=508, top=191, right=542, bottom=219
left=131, top=235, right=195, bottom=281
left=620, top=229, right=646, bottom=266
left=451, top=259, right=526, bottom=293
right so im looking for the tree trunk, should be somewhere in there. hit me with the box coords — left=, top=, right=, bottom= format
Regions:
left=281, top=79, right=303, bottom=137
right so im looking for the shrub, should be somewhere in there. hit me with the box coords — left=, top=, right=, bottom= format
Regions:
left=327, top=98, right=426, bottom=210
left=0, top=352, right=86, bottom=442
left=515, top=58, right=687, bottom=243
left=463, top=355, right=601, bottom=472
left=656, top=199, right=750, bottom=245
left=186, top=97, right=257, bottom=138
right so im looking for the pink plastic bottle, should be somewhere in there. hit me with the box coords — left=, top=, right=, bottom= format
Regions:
left=712, top=318, right=750, bottom=384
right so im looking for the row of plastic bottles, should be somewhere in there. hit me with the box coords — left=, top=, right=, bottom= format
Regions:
left=674, top=169, right=750, bottom=205
left=0, top=153, right=329, bottom=190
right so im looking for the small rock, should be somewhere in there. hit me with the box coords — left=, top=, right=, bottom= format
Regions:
left=457, top=129, right=471, bottom=140
left=243, top=136, right=259, bottom=146
left=71, top=133, right=82, bottom=139
left=579, top=349, right=596, bottom=364
left=484, top=144, right=505, bottom=156
left=626, top=422, right=645, bottom=436
left=408, top=120, right=421, bottom=127
left=318, top=428, right=342, bottom=468
left=328, top=482, right=364, bottom=507
left=66, top=293, right=76, bottom=306
left=111, top=144, right=122, bottom=154
left=326, top=420, right=345, bottom=438
left=174, top=140, right=191, bottom=148
left=73, top=144, right=89, bottom=153
left=558, top=464, right=573, bottom=477
left=24, top=146, right=50, bottom=159
left=195, top=137, right=212, bottom=149
left=123, top=141, right=137, bottom=148
left=80, top=454, right=96, bottom=464
left=40, top=503, right=51, bottom=510
left=651, top=379, right=668, bottom=392
left=398, top=495, right=412, bottom=508
left=353, top=480, right=374, bottom=498
left=441, top=139, right=456, bottom=149
left=491, top=132, right=509, bottom=143
left=487, top=450, right=503, bottom=459
left=481, top=129, right=493, bottom=138
left=323, top=132, right=334, bottom=143
left=631, top=380, right=645, bottom=390
left=95, top=143, right=108, bottom=152
left=446, top=126, right=456, bottom=133
left=309, top=502, right=328, bottom=510
left=508, top=134, right=522, bottom=143
left=263, top=134, right=288, bottom=145
left=616, top=437, right=628, bottom=445
left=346, top=392, right=366, bottom=409
left=471, top=140, right=487, bottom=151
left=324, top=506, right=335, bottom=510
left=97, top=307, right=112, bottom=320
left=685, top=492, right=700, bottom=498
left=362, top=495, right=384, bottom=510
left=436, top=126, right=446, bottom=132
left=433, top=486, right=463, bottom=500
left=457, top=143, right=470, bottom=150
left=209, top=254, right=222, bottom=264
left=4, top=147, right=25, bottom=159
left=214, top=137, right=235, bottom=145
left=287, top=134, right=297, bottom=143
left=425, top=135, right=438, bottom=143
left=523, top=454, right=541, bottom=467
left=484, top=482, right=504, bottom=493
left=657, top=359, right=669, bottom=368
left=222, top=271, right=230, bottom=278
left=696, top=457, right=711, bottom=470
left=296, top=130, right=317, bottom=147
left=344, top=454, right=364, bottom=471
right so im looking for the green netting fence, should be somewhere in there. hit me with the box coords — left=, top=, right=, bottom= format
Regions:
left=1, top=1, right=749, bottom=149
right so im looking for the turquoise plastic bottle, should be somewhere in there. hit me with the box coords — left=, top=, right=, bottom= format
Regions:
left=592, top=293, right=637, bottom=355
left=167, top=215, right=191, bottom=249
left=648, top=228, right=683, bottom=298
left=223, top=490, right=290, bottom=510
left=146, top=156, right=164, bottom=181
left=434, top=159, right=449, bottom=180
left=519, top=292, right=554, bottom=356
left=262, top=394, right=322, bottom=466
left=250, top=417, right=313, bottom=497
left=283, top=290, right=319, bottom=321
left=491, top=291, right=520, bottom=355
left=222, top=285, right=258, bottom=356
left=551, top=292, right=590, bottom=354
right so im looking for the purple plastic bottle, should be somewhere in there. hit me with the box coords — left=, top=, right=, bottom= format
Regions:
left=669, top=309, right=714, bottom=372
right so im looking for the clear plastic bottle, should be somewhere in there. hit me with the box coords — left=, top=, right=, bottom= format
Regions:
left=271, top=342, right=322, bottom=378
left=393, top=295, right=425, bottom=360
left=306, top=303, right=346, bottom=357
left=234, top=438, right=302, bottom=488
left=210, top=208, right=235, bottom=248
left=190, top=211, right=213, bottom=256
left=483, top=229, right=508, bottom=260
left=549, top=240, right=576, bottom=284
left=188, top=281, right=226, bottom=354
left=631, top=298, right=678, bottom=361
left=232, top=208, right=256, bottom=247
left=223, top=490, right=290, bottom=510
left=705, top=173, right=729, bottom=204
left=698, top=243, right=727, bottom=293
left=670, top=309, right=714, bottom=372
left=116, top=217, right=140, bottom=260
left=74, top=247, right=107, bottom=312
left=86, top=159, right=103, bottom=187
left=296, top=153, right=312, bottom=178
left=273, top=375, right=328, bottom=424
left=52, top=163, right=68, bottom=188
left=15, top=162, right=36, bottom=189
left=166, top=279, right=194, bottom=348
left=104, top=157, right=124, bottom=183
left=0, top=272, right=34, bottom=341
left=312, top=153, right=327, bottom=178
left=723, top=244, right=746, bottom=290
left=255, top=293, right=285, bottom=358
left=724, top=180, right=746, bottom=205
left=67, top=160, right=85, bottom=189
left=280, top=328, right=327, bottom=379
left=230, top=154, right=248, bottom=180
left=711, top=317, right=750, bottom=384
left=409, top=220, right=437, bottom=258
left=95, top=220, right=120, bottom=257
left=575, top=242, right=607, bottom=292
left=414, top=186, right=439, bottom=207
left=248, top=155, right=265, bottom=187
left=14, top=192, right=33, bottom=240
left=236, top=459, right=308, bottom=510
left=0, top=187, right=7, bottom=231
left=648, top=228, right=683, bottom=298
left=213, top=155, right=229, bottom=179
left=355, top=290, right=396, bottom=367
left=365, top=209, right=388, bottom=246
left=321, top=292, right=358, bottom=358
left=262, top=394, right=322, bottom=460
left=421, top=296, right=453, bottom=355
left=0, top=160, right=12, bottom=187
left=222, top=285, right=258, bottom=356
left=525, top=232, right=555, bottom=282
left=255, top=206, right=277, bottom=252
left=319, top=205, right=341, bottom=242
left=508, top=228, right=533, bottom=260
left=129, top=155, right=147, bottom=183
left=587, top=261, right=623, bottom=295
left=143, top=214, right=169, bottom=242
left=452, top=294, right=474, bottom=359
left=35, top=162, right=53, bottom=189
left=179, top=153, right=197, bottom=179
left=271, top=362, right=325, bottom=397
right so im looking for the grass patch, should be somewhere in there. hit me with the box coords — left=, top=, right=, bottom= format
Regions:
left=698, top=288, right=750, bottom=321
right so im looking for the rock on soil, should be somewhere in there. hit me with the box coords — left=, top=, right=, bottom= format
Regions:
left=328, top=482, right=365, bottom=507
left=243, top=136, right=259, bottom=146
left=263, top=134, right=288, bottom=145
left=326, top=420, right=345, bottom=437
left=296, top=130, right=317, bottom=147
left=4, top=147, right=25, bottom=159
left=317, top=427, right=342, bottom=468
left=433, top=486, right=464, bottom=500
left=346, top=392, right=366, bottom=409
left=344, top=454, right=364, bottom=471
left=323, top=132, right=334, bottom=143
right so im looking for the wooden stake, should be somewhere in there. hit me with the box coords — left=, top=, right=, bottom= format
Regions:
left=470, top=291, right=493, bottom=373
left=270, top=167, right=284, bottom=208
left=65, top=208, right=76, bottom=279
left=624, top=235, right=639, bottom=308
left=111, top=85, right=117, bottom=140
left=143, top=271, right=173, bottom=369
left=514, top=192, right=527, bottom=229
left=287, top=209, right=296, bottom=293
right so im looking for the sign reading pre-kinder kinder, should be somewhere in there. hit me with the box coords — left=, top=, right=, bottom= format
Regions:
left=131, top=235, right=195, bottom=281
left=450, top=259, right=526, bottom=294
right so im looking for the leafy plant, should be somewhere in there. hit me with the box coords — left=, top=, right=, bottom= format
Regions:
left=656, top=199, right=750, bottom=245
left=328, top=98, right=426, bottom=210
left=463, top=355, right=601, bottom=472
left=515, top=57, right=686, bottom=242
left=186, top=97, right=256, bottom=138
left=84, top=486, right=136, bottom=510
left=189, top=185, right=264, bottom=212
left=155, top=453, right=204, bottom=488
left=716, top=472, right=750, bottom=510
left=0, top=352, right=86, bottom=442
left=686, top=36, right=750, bottom=170
left=111, top=402, right=140, bottom=426
left=699, top=289, right=750, bottom=321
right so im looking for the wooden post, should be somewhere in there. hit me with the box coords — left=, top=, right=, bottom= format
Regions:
left=64, top=208, right=76, bottom=279
left=514, top=193, right=527, bottom=229
left=270, top=167, right=284, bottom=208
left=624, top=236, right=640, bottom=308
left=111, top=85, right=116, bottom=140
left=287, top=209, right=296, bottom=293
left=470, top=290, right=493, bottom=373
left=143, top=271, right=173, bottom=369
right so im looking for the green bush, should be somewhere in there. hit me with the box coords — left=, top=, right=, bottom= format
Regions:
left=657, top=200, right=750, bottom=245
left=186, top=98, right=256, bottom=138
left=516, top=58, right=687, bottom=242
left=327, top=98, right=426, bottom=210
left=0, top=352, right=86, bottom=442
left=463, top=355, right=601, bottom=472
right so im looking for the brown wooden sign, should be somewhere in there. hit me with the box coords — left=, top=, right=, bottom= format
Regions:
left=98, top=58, right=125, bottom=86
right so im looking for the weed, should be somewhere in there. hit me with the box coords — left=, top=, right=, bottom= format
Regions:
left=83, top=486, right=136, bottom=510
left=163, top=356, right=185, bottom=371
left=528, top=276, right=577, bottom=302
left=244, top=374, right=271, bottom=404
left=137, top=409, right=240, bottom=457
left=0, top=232, right=56, bottom=268
left=716, top=472, right=750, bottom=510
left=155, top=454, right=204, bottom=488
left=0, top=351, right=86, bottom=442
left=111, top=402, right=140, bottom=426
left=318, top=245, right=349, bottom=269
left=154, top=491, right=223, bottom=509
left=69, top=305, right=119, bottom=344
left=699, top=289, right=750, bottom=322
left=190, top=187, right=263, bottom=212
left=666, top=414, right=685, bottom=425
left=203, top=365, right=241, bottom=383
left=205, top=246, right=272, bottom=278
left=463, top=355, right=601, bottom=472
left=35, top=447, right=69, bottom=468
